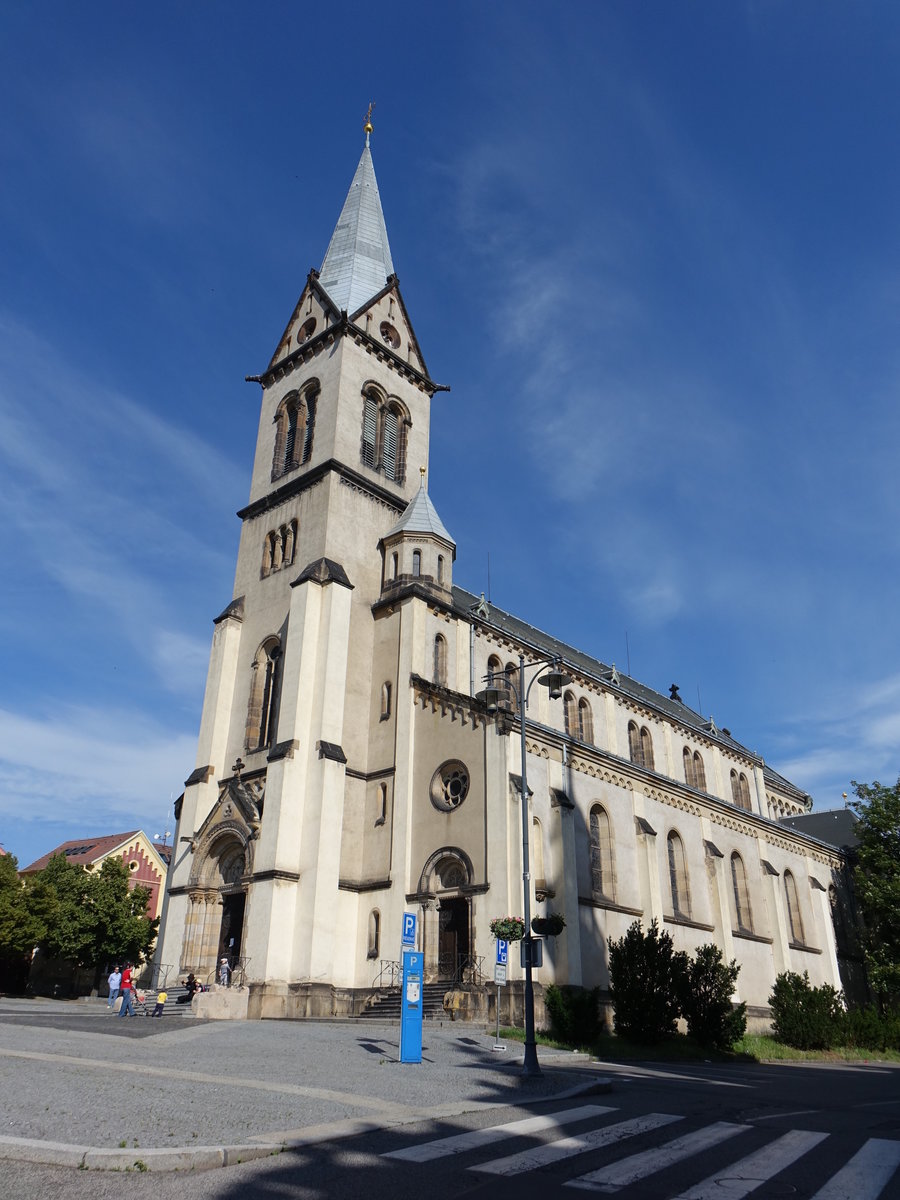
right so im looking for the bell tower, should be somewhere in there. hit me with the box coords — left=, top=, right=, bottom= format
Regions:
left=157, top=117, right=446, bottom=1010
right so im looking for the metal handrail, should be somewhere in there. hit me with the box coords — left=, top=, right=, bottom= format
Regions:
left=373, top=959, right=402, bottom=988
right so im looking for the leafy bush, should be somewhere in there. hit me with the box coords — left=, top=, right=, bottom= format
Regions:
left=544, top=984, right=603, bottom=1046
left=841, top=1005, right=900, bottom=1051
left=769, top=971, right=844, bottom=1050
left=677, top=944, right=747, bottom=1050
left=608, top=920, right=687, bottom=1044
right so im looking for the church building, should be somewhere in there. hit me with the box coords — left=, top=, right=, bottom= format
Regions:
left=156, top=121, right=854, bottom=1023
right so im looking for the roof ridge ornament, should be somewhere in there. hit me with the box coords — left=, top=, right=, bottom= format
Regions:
left=364, top=101, right=375, bottom=146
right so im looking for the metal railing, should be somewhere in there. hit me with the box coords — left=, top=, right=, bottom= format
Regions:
left=372, top=959, right=402, bottom=989
left=438, top=954, right=486, bottom=986
left=204, top=956, right=250, bottom=988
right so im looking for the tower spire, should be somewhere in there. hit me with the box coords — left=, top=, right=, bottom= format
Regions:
left=318, top=114, right=394, bottom=315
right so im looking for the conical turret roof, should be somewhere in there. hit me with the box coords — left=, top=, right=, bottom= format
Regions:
left=384, top=480, right=455, bottom=547
left=319, top=142, right=394, bottom=314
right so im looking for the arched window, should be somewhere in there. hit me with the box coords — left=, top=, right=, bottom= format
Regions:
left=261, top=520, right=298, bottom=578
left=412, top=549, right=421, bottom=577
left=380, top=682, right=391, bottom=720
left=563, top=691, right=576, bottom=737
left=641, top=726, right=655, bottom=770
left=433, top=634, right=447, bottom=687
left=487, top=655, right=502, bottom=686
left=367, top=910, right=380, bottom=959
left=272, top=387, right=317, bottom=480
left=589, top=804, right=615, bottom=901
left=731, top=770, right=752, bottom=811
left=375, top=783, right=388, bottom=826
left=784, top=871, right=804, bottom=944
left=684, top=748, right=707, bottom=790
left=693, top=751, right=706, bottom=791
left=532, top=816, right=545, bottom=888
left=245, top=638, right=281, bottom=751
left=683, top=746, right=694, bottom=787
left=437, top=555, right=444, bottom=584
left=578, top=698, right=594, bottom=743
left=360, top=388, right=408, bottom=484
left=391, top=552, right=399, bottom=580
left=628, top=721, right=641, bottom=762
left=730, top=852, right=753, bottom=933
left=667, top=831, right=690, bottom=917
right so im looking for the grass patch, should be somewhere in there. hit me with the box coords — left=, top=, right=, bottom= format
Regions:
left=501, top=1028, right=900, bottom=1064
left=737, top=1035, right=900, bottom=1064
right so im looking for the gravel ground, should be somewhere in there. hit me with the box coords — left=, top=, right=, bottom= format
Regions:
left=0, top=999, right=598, bottom=1152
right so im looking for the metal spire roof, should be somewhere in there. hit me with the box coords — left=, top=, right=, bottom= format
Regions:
left=384, top=479, right=455, bottom=546
left=319, top=139, right=394, bottom=315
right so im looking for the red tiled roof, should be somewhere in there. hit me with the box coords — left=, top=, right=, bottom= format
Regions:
left=20, top=831, right=142, bottom=875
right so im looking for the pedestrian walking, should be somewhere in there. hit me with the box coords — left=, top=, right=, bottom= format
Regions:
left=150, top=989, right=167, bottom=1017
left=118, top=963, right=136, bottom=1017
left=107, top=965, right=121, bottom=1009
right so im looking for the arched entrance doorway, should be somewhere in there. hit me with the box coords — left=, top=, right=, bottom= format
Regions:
left=416, top=848, right=474, bottom=983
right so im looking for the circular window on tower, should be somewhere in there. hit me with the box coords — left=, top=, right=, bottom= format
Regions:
left=379, top=321, right=401, bottom=349
left=430, top=760, right=470, bottom=812
left=297, top=317, right=317, bottom=343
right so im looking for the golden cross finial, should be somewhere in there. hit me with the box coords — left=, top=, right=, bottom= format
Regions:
left=364, top=101, right=375, bottom=140
left=420, top=466, right=426, bottom=485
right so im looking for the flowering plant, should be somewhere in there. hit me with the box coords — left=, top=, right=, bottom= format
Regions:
left=490, top=916, right=526, bottom=941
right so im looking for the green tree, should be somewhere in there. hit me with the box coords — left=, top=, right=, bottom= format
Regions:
left=37, top=855, right=158, bottom=986
left=0, top=853, right=56, bottom=956
left=850, top=778, right=900, bottom=1008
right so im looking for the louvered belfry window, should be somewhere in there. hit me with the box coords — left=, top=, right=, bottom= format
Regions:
left=362, top=394, right=378, bottom=467
left=382, top=407, right=399, bottom=480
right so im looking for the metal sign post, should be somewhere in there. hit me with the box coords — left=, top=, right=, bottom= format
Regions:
left=492, top=939, right=508, bottom=1052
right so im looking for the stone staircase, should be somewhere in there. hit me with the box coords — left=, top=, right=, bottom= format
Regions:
left=358, top=982, right=448, bottom=1021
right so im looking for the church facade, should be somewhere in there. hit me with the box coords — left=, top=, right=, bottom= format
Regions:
left=156, top=130, right=854, bottom=1023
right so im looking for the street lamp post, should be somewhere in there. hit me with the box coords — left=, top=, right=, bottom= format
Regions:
left=478, top=653, right=571, bottom=1077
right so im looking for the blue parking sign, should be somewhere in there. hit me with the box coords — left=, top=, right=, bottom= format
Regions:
left=401, top=911, right=417, bottom=947
left=496, top=938, right=508, bottom=965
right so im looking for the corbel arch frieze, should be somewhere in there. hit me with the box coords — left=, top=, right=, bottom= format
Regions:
left=643, top=786, right=703, bottom=819
left=707, top=809, right=758, bottom=837
left=567, top=756, right=631, bottom=791
left=524, top=736, right=551, bottom=761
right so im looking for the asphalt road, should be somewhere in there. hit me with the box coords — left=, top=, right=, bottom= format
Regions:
left=2, top=1045, right=898, bottom=1199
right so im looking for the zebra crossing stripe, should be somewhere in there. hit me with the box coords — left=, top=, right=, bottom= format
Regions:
left=382, top=1104, right=616, bottom=1163
left=565, top=1120, right=750, bottom=1192
left=808, top=1138, right=900, bottom=1200
left=674, top=1128, right=829, bottom=1199
left=470, top=1112, right=683, bottom=1177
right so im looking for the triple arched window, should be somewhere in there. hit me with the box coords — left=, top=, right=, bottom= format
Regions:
left=667, top=831, right=691, bottom=917
left=628, top=721, right=655, bottom=770
left=261, top=520, right=298, bottom=577
left=589, top=804, right=615, bottom=901
left=730, top=852, right=753, bottom=933
left=272, top=385, right=317, bottom=480
left=683, top=747, right=707, bottom=791
left=245, top=637, right=281, bottom=752
left=730, top=770, right=752, bottom=811
left=361, top=388, right=409, bottom=484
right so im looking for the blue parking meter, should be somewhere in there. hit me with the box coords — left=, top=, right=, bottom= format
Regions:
left=399, top=950, right=423, bottom=1063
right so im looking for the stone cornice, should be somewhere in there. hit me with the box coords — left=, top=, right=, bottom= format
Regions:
left=237, top=458, right=406, bottom=522
left=410, top=674, right=490, bottom=729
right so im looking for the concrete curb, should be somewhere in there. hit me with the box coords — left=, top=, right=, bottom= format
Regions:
left=0, top=1073, right=612, bottom=1172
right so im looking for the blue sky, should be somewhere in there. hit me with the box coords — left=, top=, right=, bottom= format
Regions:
left=2, top=3, right=899, bottom=866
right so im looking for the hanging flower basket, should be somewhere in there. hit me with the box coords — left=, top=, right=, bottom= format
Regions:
left=490, top=916, right=526, bottom=941
left=531, top=913, right=566, bottom=936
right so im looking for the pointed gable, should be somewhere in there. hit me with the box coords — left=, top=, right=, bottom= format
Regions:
left=319, top=142, right=394, bottom=314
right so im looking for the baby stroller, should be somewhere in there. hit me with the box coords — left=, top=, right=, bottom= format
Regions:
left=133, top=989, right=151, bottom=1017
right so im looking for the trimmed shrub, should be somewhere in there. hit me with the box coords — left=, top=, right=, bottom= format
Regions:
left=608, top=919, right=688, bottom=1044
left=678, top=944, right=747, bottom=1050
left=544, top=984, right=603, bottom=1046
left=769, top=971, right=844, bottom=1050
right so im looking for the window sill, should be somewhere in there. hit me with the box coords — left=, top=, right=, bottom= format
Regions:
left=663, top=912, right=715, bottom=932
left=789, top=940, right=822, bottom=955
left=579, top=896, right=643, bottom=917
left=732, top=927, right=773, bottom=945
